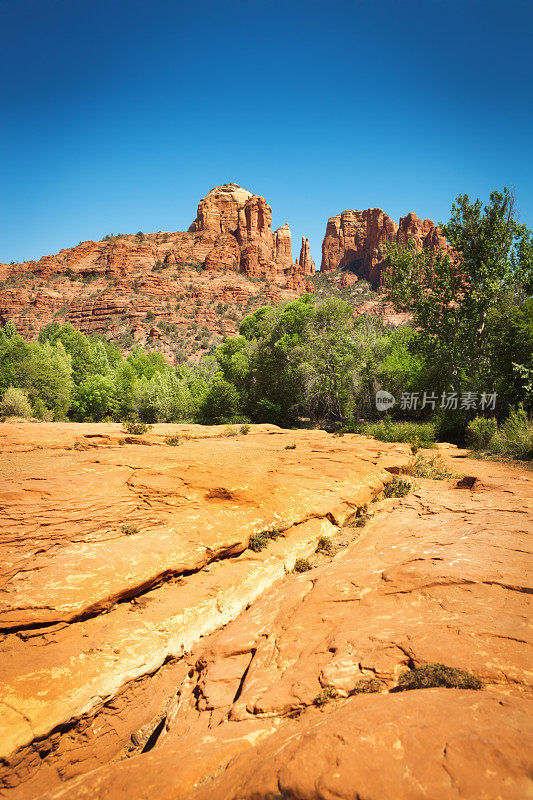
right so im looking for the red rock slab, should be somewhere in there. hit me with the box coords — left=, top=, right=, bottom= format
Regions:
left=31, top=454, right=532, bottom=800
left=0, top=516, right=336, bottom=770
left=185, top=691, right=533, bottom=800
left=0, top=427, right=408, bottom=629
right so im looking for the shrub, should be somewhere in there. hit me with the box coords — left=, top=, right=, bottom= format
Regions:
left=402, top=453, right=455, bottom=479
left=316, top=536, right=334, bottom=555
left=240, top=423, right=251, bottom=435
left=353, top=418, right=437, bottom=448
left=285, top=443, right=297, bottom=450
left=0, top=386, right=33, bottom=418
left=397, top=663, right=482, bottom=691
left=164, top=434, right=181, bottom=446
left=466, top=416, right=498, bottom=450
left=293, top=558, right=312, bottom=573
left=121, top=523, right=139, bottom=536
left=432, top=409, right=470, bottom=446
left=383, top=477, right=412, bottom=498
left=351, top=677, right=382, bottom=694
left=314, top=686, right=338, bottom=706
left=123, top=419, right=152, bottom=436
left=489, top=404, right=533, bottom=460
left=224, top=424, right=239, bottom=437
left=248, top=529, right=281, bottom=552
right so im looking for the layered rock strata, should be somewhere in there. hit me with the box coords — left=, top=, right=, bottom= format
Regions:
left=0, top=184, right=315, bottom=358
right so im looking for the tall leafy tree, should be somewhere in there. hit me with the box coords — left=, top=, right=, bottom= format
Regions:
left=383, top=188, right=533, bottom=396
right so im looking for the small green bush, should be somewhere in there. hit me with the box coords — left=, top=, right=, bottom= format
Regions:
left=123, top=419, right=152, bottom=436
left=466, top=416, right=498, bottom=450
left=164, top=434, right=181, bottom=446
left=284, top=443, right=297, bottom=450
left=248, top=529, right=281, bottom=552
left=316, top=536, right=334, bottom=555
left=353, top=418, right=437, bottom=448
left=403, top=453, right=454, bottom=479
left=0, top=386, right=33, bottom=418
left=314, top=686, right=338, bottom=706
left=383, top=477, right=412, bottom=498
left=352, top=677, right=382, bottom=694
left=489, top=404, right=533, bottom=460
left=240, top=423, right=251, bottom=435
left=397, top=663, right=482, bottom=691
left=293, top=558, right=312, bottom=573
left=121, top=523, right=139, bottom=536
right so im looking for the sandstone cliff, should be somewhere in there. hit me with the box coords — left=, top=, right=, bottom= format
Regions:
left=321, top=207, right=448, bottom=285
left=0, top=184, right=316, bottom=361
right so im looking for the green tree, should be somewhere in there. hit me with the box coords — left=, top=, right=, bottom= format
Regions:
left=126, top=345, right=167, bottom=380
left=201, top=374, right=241, bottom=422
left=39, top=322, right=95, bottom=385
left=0, top=387, right=33, bottom=418
left=0, top=334, right=72, bottom=418
left=71, top=374, right=116, bottom=421
left=383, top=188, right=533, bottom=397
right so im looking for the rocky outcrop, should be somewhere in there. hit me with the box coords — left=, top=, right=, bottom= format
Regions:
left=0, top=184, right=317, bottom=359
left=321, top=207, right=448, bottom=285
left=0, top=426, right=531, bottom=799
left=189, top=183, right=253, bottom=235
left=273, top=223, right=293, bottom=267
left=298, top=236, right=316, bottom=275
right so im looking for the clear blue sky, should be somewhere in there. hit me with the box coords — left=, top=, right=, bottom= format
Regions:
left=1, top=0, right=532, bottom=266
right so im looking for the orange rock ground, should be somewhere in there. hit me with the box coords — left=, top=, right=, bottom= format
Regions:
left=0, top=424, right=531, bottom=799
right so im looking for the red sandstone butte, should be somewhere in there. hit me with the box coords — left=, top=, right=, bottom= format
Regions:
left=0, top=184, right=315, bottom=359
left=321, top=207, right=449, bottom=284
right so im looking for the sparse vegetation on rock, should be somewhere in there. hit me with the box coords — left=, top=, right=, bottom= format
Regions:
left=383, top=477, right=412, bottom=498
left=316, top=536, right=334, bottom=555
left=121, top=523, right=139, bottom=536
left=314, top=686, right=338, bottom=706
left=293, top=558, right=312, bottom=573
left=351, top=677, right=382, bottom=693
left=248, top=529, right=281, bottom=553
left=397, top=663, right=482, bottom=691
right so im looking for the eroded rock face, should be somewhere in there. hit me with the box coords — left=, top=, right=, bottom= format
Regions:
left=0, top=430, right=531, bottom=800
left=0, top=184, right=319, bottom=359
left=321, top=207, right=448, bottom=284
left=273, top=223, right=293, bottom=267
left=298, top=236, right=316, bottom=275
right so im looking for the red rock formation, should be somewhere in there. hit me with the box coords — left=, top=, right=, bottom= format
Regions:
left=321, top=207, right=448, bottom=285
left=298, top=236, right=316, bottom=276
left=273, top=223, right=293, bottom=267
left=189, top=183, right=253, bottom=235
left=0, top=184, right=314, bottom=358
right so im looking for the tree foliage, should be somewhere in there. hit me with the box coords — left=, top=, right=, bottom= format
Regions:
left=383, top=188, right=533, bottom=402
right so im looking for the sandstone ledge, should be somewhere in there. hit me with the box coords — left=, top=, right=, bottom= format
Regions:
left=1, top=428, right=531, bottom=799
left=0, top=423, right=410, bottom=791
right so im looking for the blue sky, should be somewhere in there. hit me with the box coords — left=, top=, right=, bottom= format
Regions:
left=1, top=0, right=532, bottom=266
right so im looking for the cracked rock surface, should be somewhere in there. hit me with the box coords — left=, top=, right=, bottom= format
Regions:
left=0, top=423, right=407, bottom=798
left=0, top=424, right=531, bottom=799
